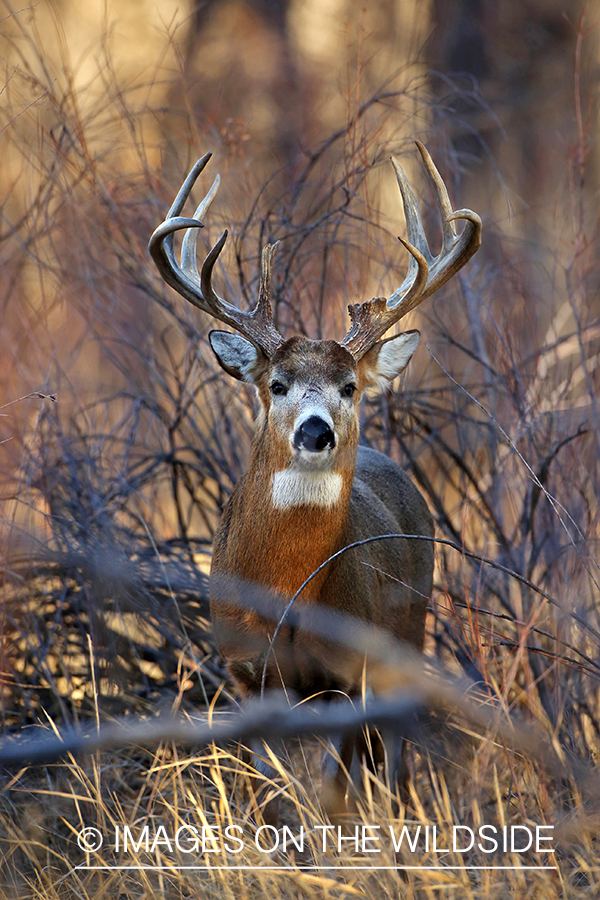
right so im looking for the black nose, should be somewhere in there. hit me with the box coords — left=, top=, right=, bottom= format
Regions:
left=294, top=415, right=335, bottom=452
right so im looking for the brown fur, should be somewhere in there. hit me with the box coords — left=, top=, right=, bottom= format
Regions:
left=209, top=337, right=434, bottom=699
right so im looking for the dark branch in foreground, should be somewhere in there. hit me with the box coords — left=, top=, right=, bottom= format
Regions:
left=0, top=694, right=420, bottom=768
left=0, top=573, right=593, bottom=802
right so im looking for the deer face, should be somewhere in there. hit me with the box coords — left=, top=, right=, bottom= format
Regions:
left=266, top=337, right=359, bottom=473
left=209, top=329, right=420, bottom=478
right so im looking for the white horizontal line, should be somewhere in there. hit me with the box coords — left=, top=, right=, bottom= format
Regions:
left=74, top=865, right=558, bottom=872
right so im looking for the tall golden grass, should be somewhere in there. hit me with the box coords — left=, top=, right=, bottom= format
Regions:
left=1, top=3, right=599, bottom=897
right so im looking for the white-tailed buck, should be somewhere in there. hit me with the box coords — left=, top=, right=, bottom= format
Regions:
left=149, top=142, right=481, bottom=821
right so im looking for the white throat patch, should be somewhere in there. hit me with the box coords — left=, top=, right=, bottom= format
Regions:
left=271, top=469, right=343, bottom=510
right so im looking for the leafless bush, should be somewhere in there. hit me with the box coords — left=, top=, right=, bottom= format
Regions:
left=0, top=5, right=599, bottom=894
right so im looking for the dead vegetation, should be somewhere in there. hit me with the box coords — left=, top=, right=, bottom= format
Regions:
left=1, top=2, right=600, bottom=897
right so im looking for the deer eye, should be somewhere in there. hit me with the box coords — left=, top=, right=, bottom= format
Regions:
left=270, top=381, right=287, bottom=396
left=342, top=383, right=357, bottom=398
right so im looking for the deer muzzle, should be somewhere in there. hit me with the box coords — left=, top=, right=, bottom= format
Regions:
left=293, top=415, right=336, bottom=453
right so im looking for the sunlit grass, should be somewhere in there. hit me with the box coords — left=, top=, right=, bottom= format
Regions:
left=1, top=3, right=599, bottom=898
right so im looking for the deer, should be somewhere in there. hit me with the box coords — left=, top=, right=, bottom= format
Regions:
left=148, top=142, right=481, bottom=823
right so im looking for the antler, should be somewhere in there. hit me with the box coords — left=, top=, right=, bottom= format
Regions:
left=341, top=141, right=482, bottom=359
left=148, top=153, right=284, bottom=358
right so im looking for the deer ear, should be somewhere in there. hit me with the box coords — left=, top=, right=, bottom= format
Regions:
left=359, top=330, right=420, bottom=391
left=209, top=331, right=269, bottom=384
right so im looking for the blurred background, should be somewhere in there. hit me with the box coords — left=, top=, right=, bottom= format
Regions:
left=0, top=0, right=599, bottom=745
left=1, top=0, right=600, bottom=894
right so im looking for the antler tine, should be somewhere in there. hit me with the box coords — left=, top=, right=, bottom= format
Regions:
left=410, top=140, right=482, bottom=300
left=341, top=142, right=482, bottom=360
left=258, top=241, right=279, bottom=309
left=180, top=170, right=221, bottom=282
left=149, top=155, right=284, bottom=358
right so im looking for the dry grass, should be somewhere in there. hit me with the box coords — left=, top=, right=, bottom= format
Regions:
left=1, top=3, right=600, bottom=897
left=0, top=733, right=594, bottom=898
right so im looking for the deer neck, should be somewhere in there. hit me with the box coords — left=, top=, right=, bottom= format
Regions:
left=228, top=432, right=356, bottom=601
